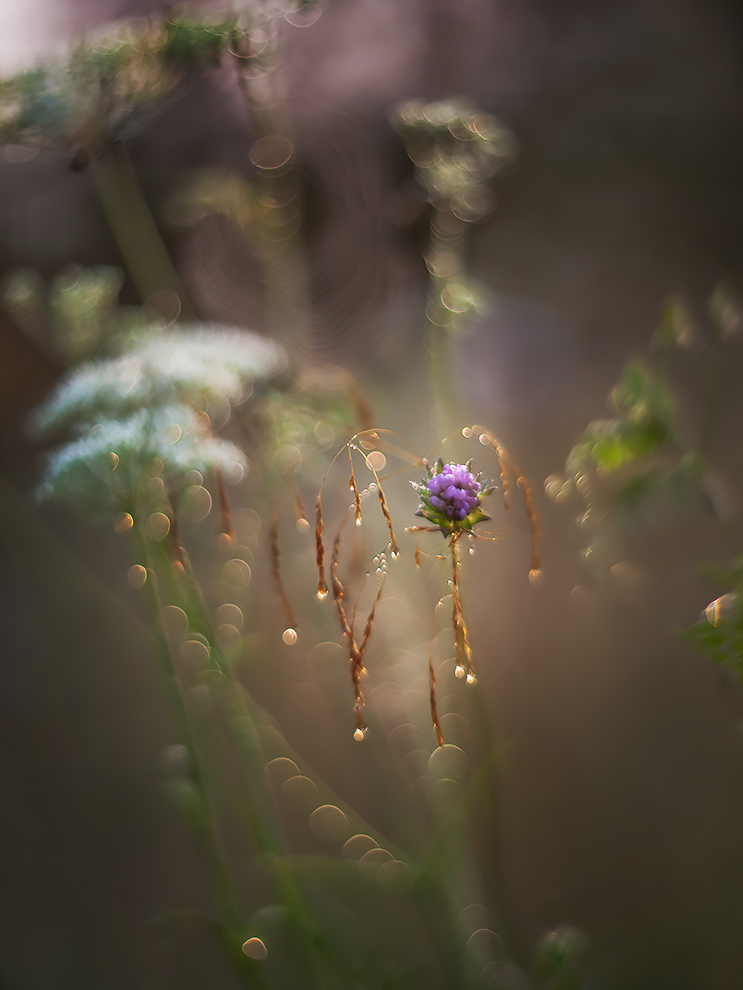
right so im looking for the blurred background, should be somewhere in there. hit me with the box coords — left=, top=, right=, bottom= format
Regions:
left=3, top=1, right=743, bottom=988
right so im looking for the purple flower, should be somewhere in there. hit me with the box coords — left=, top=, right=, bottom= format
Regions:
left=426, top=463, right=480, bottom=521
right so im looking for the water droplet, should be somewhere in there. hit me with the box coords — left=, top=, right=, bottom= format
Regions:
left=222, top=460, right=244, bottom=485
left=354, top=727, right=366, bottom=741
left=355, top=517, right=363, bottom=527
left=217, top=623, right=241, bottom=650
left=314, top=420, right=335, bottom=446
left=177, top=638, right=210, bottom=671
left=466, top=673, right=477, bottom=685
left=181, top=485, right=212, bottom=522
left=342, top=833, right=378, bottom=859
left=468, top=546, right=475, bottom=555
left=264, top=757, right=300, bottom=786
left=216, top=532, right=235, bottom=551
left=147, top=476, right=165, bottom=499
left=317, top=588, right=329, bottom=600
left=358, top=846, right=394, bottom=876
left=146, top=512, right=171, bottom=541
left=127, top=564, right=147, bottom=588
left=462, top=427, right=473, bottom=438
left=367, top=450, right=386, bottom=471
left=611, top=561, right=643, bottom=586
left=241, top=937, right=267, bottom=960
left=216, top=603, right=243, bottom=629
left=529, top=568, right=544, bottom=586
left=281, top=774, right=318, bottom=810
left=114, top=512, right=134, bottom=534
left=478, top=433, right=489, bottom=446
left=455, top=665, right=465, bottom=679
left=544, top=474, right=563, bottom=500
left=372, top=556, right=380, bottom=566
left=391, top=550, right=400, bottom=560
left=309, top=803, right=350, bottom=841
left=706, top=593, right=738, bottom=627
left=466, top=929, right=501, bottom=958
left=296, top=518, right=311, bottom=533
left=368, top=482, right=378, bottom=492
left=429, top=743, right=467, bottom=779
left=159, top=605, right=188, bottom=641
left=163, top=422, right=182, bottom=445
left=282, top=628, right=298, bottom=645
left=222, top=558, right=252, bottom=588
left=109, top=452, right=119, bottom=470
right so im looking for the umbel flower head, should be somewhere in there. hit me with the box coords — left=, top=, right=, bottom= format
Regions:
left=32, top=323, right=286, bottom=514
left=411, top=458, right=493, bottom=534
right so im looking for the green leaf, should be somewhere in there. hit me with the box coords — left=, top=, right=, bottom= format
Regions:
left=610, top=467, right=666, bottom=512
left=582, top=417, right=668, bottom=472
left=612, top=360, right=673, bottom=421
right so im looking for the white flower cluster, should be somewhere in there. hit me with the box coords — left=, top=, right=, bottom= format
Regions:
left=34, top=324, right=286, bottom=513
left=34, top=324, right=287, bottom=433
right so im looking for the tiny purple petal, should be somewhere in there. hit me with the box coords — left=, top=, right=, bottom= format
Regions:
left=423, top=463, right=482, bottom=524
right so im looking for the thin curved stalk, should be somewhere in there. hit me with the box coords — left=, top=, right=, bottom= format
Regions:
left=91, top=143, right=195, bottom=320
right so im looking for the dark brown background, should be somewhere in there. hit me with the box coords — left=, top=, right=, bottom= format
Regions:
left=3, top=1, right=743, bottom=987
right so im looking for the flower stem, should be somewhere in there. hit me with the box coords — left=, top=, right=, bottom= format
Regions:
left=140, top=530, right=333, bottom=989
left=91, top=143, right=195, bottom=320
left=129, top=522, right=265, bottom=989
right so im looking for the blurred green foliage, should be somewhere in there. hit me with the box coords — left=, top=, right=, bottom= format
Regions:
left=554, top=289, right=743, bottom=692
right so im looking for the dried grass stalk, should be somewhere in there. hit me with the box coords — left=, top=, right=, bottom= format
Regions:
left=269, top=513, right=298, bottom=630
left=215, top=469, right=235, bottom=544
left=429, top=656, right=444, bottom=749
left=475, top=425, right=542, bottom=573
left=517, top=473, right=542, bottom=572
left=450, top=534, right=474, bottom=678
left=330, top=521, right=385, bottom=732
left=315, top=493, right=327, bottom=598
left=293, top=486, right=307, bottom=526
left=357, top=581, right=384, bottom=660
left=348, top=448, right=362, bottom=527
left=330, top=530, right=352, bottom=642
left=375, top=479, right=399, bottom=558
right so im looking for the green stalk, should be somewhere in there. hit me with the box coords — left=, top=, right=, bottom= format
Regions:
left=427, top=207, right=468, bottom=438
left=229, top=36, right=316, bottom=368
left=146, top=532, right=332, bottom=989
left=466, top=686, right=529, bottom=970
left=130, top=521, right=265, bottom=990
left=91, top=143, right=195, bottom=320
